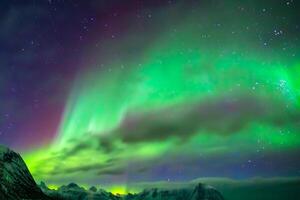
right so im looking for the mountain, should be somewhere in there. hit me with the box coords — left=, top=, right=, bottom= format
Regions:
left=0, top=145, right=50, bottom=200
left=0, top=145, right=224, bottom=200
left=40, top=182, right=123, bottom=200
left=40, top=182, right=224, bottom=200
left=123, top=183, right=224, bottom=200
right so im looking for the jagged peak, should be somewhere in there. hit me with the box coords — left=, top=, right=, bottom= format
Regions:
left=89, top=186, right=97, bottom=192
left=0, top=144, right=49, bottom=200
left=67, top=182, right=80, bottom=188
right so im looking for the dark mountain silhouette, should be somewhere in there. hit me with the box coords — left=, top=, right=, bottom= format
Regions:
left=0, top=145, right=224, bottom=200
left=122, top=183, right=224, bottom=200
left=40, top=182, right=224, bottom=200
left=0, top=145, right=50, bottom=200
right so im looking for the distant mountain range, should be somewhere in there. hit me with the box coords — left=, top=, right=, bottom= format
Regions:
left=0, top=145, right=224, bottom=200
left=39, top=181, right=224, bottom=200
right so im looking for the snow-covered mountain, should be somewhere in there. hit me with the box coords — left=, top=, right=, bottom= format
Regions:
left=0, top=145, right=224, bottom=200
left=0, top=145, right=50, bottom=199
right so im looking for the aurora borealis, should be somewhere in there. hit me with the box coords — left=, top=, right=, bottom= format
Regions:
left=1, top=0, right=300, bottom=193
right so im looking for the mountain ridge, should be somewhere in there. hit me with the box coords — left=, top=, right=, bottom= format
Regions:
left=0, top=145, right=224, bottom=200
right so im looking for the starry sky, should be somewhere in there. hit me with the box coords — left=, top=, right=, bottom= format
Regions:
left=1, top=0, right=300, bottom=191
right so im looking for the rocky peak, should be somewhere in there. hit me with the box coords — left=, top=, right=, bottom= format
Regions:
left=191, top=183, right=224, bottom=200
left=89, top=186, right=97, bottom=192
left=0, top=145, right=49, bottom=200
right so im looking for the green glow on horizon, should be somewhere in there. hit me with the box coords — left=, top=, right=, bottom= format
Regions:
left=23, top=8, right=300, bottom=186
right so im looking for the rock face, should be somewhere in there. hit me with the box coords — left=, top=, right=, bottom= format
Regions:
left=191, top=183, right=224, bottom=200
left=0, top=145, right=49, bottom=200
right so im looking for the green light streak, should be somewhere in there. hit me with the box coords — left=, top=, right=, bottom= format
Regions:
left=24, top=8, right=300, bottom=185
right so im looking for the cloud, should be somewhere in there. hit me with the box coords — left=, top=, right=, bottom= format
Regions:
left=102, top=94, right=299, bottom=144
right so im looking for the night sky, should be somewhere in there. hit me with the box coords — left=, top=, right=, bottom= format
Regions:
left=1, top=0, right=300, bottom=192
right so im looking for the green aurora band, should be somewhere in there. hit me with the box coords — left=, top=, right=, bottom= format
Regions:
left=23, top=6, right=300, bottom=192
